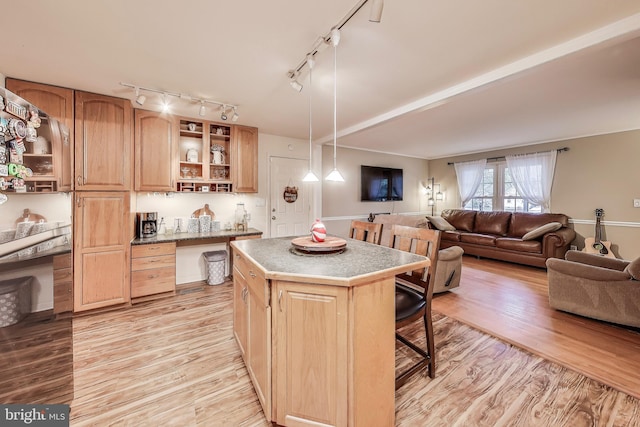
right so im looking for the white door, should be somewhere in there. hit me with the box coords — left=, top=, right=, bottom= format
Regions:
left=270, top=157, right=311, bottom=237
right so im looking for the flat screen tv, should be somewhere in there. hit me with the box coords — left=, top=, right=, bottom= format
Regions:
left=360, top=165, right=403, bottom=201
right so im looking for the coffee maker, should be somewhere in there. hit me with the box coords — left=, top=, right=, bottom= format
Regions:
left=136, top=212, right=158, bottom=238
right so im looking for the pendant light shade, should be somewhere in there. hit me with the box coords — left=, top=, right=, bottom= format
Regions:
left=303, top=53, right=319, bottom=182
left=325, top=28, right=344, bottom=182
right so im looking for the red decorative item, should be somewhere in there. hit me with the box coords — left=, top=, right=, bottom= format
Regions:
left=310, top=218, right=326, bottom=243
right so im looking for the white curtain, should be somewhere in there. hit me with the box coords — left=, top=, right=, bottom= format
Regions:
left=505, top=150, right=557, bottom=212
left=454, top=159, right=487, bottom=207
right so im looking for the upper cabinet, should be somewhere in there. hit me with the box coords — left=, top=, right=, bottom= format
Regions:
left=5, top=78, right=74, bottom=192
left=75, top=91, right=133, bottom=191
left=134, top=110, right=177, bottom=192
left=232, top=125, right=258, bottom=193
left=173, top=118, right=257, bottom=193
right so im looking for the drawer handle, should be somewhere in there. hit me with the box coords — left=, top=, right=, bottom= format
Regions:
left=278, top=290, right=283, bottom=312
left=235, top=254, right=240, bottom=259
left=249, top=270, right=256, bottom=278
left=149, top=259, right=160, bottom=263
left=242, top=287, right=248, bottom=302
left=147, top=274, right=159, bottom=279
left=149, top=247, right=160, bottom=250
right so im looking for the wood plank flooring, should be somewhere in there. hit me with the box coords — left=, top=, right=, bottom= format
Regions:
left=432, top=256, right=640, bottom=400
left=2, top=257, right=640, bottom=426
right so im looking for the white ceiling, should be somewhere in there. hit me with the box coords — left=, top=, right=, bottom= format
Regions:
left=4, top=1, right=640, bottom=159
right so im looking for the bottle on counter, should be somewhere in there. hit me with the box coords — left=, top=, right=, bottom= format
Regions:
left=235, top=203, right=247, bottom=231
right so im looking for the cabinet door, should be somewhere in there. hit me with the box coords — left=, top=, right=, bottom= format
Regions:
left=74, top=192, right=130, bottom=311
left=233, top=268, right=248, bottom=359
left=247, top=277, right=271, bottom=420
left=135, top=110, right=177, bottom=191
left=6, top=78, right=74, bottom=191
left=75, top=91, right=133, bottom=191
left=274, top=281, right=348, bottom=427
left=232, top=125, right=258, bottom=193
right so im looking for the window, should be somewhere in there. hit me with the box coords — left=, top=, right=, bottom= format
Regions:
left=463, top=162, right=541, bottom=212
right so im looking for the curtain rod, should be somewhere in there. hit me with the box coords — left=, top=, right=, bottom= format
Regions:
left=447, top=147, right=569, bottom=166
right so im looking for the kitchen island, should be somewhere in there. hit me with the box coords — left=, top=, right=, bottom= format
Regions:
left=230, top=236, right=430, bottom=427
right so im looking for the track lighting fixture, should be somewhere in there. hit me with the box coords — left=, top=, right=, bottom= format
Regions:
left=220, top=105, right=228, bottom=121
left=369, top=0, right=384, bottom=22
left=135, top=87, right=146, bottom=106
left=119, top=82, right=239, bottom=120
left=288, top=71, right=303, bottom=92
left=286, top=0, right=383, bottom=80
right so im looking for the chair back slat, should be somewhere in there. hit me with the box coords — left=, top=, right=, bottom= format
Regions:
left=349, top=220, right=383, bottom=245
left=389, top=225, right=441, bottom=292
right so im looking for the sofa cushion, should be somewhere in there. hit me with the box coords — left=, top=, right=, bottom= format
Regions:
left=441, top=209, right=476, bottom=232
left=508, top=212, right=569, bottom=238
left=495, top=237, right=542, bottom=253
left=521, top=222, right=563, bottom=240
left=441, top=231, right=462, bottom=242
left=474, top=211, right=512, bottom=236
left=427, top=216, right=455, bottom=231
left=460, top=233, right=496, bottom=246
left=624, top=257, right=640, bottom=280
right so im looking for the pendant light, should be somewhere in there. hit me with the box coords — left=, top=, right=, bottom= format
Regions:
left=325, top=27, right=345, bottom=182
left=303, top=53, right=319, bottom=182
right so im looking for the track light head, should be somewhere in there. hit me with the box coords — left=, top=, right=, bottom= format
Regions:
left=288, top=71, right=303, bottom=92
left=231, top=107, right=239, bottom=122
left=199, top=101, right=206, bottom=117
left=329, top=27, right=341, bottom=47
left=220, top=105, right=228, bottom=121
left=306, top=53, right=315, bottom=70
left=369, top=0, right=384, bottom=22
left=161, top=93, right=170, bottom=113
left=135, top=94, right=146, bottom=106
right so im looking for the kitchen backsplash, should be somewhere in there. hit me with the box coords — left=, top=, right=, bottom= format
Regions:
left=135, top=192, right=267, bottom=234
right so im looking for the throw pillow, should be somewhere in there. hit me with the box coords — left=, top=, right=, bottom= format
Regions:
left=522, top=222, right=562, bottom=240
left=427, top=216, right=456, bottom=231
left=624, top=258, right=640, bottom=280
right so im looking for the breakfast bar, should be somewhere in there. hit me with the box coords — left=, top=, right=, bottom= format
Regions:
left=230, top=236, right=430, bottom=427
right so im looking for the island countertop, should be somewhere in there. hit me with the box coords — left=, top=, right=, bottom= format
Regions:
left=231, top=235, right=429, bottom=287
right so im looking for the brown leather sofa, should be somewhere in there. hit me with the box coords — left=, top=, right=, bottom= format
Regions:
left=432, top=209, right=575, bottom=268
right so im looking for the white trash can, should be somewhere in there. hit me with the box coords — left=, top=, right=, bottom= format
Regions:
left=0, top=276, right=33, bottom=327
left=203, top=250, right=227, bottom=285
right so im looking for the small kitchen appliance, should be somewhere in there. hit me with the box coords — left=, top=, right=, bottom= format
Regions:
left=136, top=212, right=158, bottom=238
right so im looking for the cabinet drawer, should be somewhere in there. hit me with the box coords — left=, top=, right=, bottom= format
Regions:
left=54, top=280, right=73, bottom=313
left=53, top=253, right=71, bottom=270
left=132, top=254, right=175, bottom=271
left=234, top=252, right=268, bottom=306
left=53, top=267, right=72, bottom=282
left=131, top=266, right=175, bottom=297
left=132, top=243, right=176, bottom=258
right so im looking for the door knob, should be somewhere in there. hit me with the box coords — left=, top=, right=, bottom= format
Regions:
left=272, top=216, right=276, bottom=220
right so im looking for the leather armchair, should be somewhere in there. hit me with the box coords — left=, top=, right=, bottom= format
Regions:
left=546, top=250, right=640, bottom=328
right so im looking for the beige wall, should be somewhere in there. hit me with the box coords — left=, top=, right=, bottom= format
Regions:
left=322, top=146, right=430, bottom=238
left=428, top=129, right=640, bottom=259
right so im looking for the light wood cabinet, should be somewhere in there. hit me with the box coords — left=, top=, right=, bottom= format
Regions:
left=232, top=125, right=258, bottom=193
left=273, top=281, right=348, bottom=427
left=5, top=78, right=74, bottom=192
left=75, top=91, right=133, bottom=191
left=73, top=191, right=130, bottom=312
left=53, top=253, right=73, bottom=314
left=130, top=243, right=176, bottom=301
left=134, top=110, right=177, bottom=192
left=233, top=250, right=271, bottom=420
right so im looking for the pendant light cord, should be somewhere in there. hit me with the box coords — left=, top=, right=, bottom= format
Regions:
left=309, top=61, right=313, bottom=170
left=333, top=40, right=338, bottom=169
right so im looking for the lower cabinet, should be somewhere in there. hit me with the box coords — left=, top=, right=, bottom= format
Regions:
left=131, top=243, right=176, bottom=301
left=233, top=250, right=271, bottom=420
left=53, top=253, right=73, bottom=314
left=273, top=281, right=348, bottom=427
left=73, top=191, right=130, bottom=312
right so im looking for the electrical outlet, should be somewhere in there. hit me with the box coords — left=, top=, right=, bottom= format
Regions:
left=634, top=199, right=640, bottom=208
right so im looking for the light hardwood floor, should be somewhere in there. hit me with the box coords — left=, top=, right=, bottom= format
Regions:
left=2, top=257, right=640, bottom=426
left=433, top=255, right=640, bottom=400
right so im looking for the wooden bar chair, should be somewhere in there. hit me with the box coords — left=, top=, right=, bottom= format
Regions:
left=349, top=220, right=383, bottom=245
left=388, top=224, right=441, bottom=389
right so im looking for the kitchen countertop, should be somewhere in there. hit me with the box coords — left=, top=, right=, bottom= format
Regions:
left=131, top=228, right=263, bottom=245
left=0, top=242, right=71, bottom=266
left=231, top=235, right=429, bottom=287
